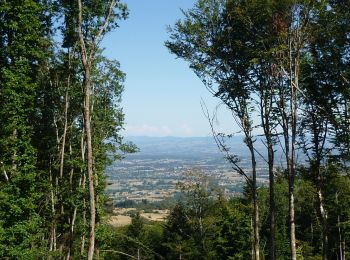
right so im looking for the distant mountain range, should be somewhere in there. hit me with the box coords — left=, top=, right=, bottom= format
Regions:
left=123, top=136, right=303, bottom=167
left=127, top=136, right=236, bottom=155
left=125, top=136, right=265, bottom=161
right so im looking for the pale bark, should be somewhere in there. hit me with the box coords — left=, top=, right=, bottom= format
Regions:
left=277, top=32, right=299, bottom=260
left=76, top=1, right=117, bottom=258
left=308, top=103, right=329, bottom=260
left=1, top=161, right=8, bottom=181
left=252, top=169, right=260, bottom=260
left=277, top=82, right=295, bottom=259
left=278, top=5, right=309, bottom=258
left=267, top=142, right=275, bottom=260
left=49, top=161, right=57, bottom=253
left=84, top=71, right=96, bottom=260
left=12, top=129, right=17, bottom=172
left=259, top=87, right=276, bottom=260
left=77, top=1, right=95, bottom=258
left=289, top=189, right=296, bottom=260
left=67, top=141, right=77, bottom=260
left=277, top=56, right=297, bottom=260
left=289, top=41, right=298, bottom=260
left=80, top=126, right=87, bottom=256
left=59, top=87, right=69, bottom=179
left=317, top=167, right=328, bottom=260
left=247, top=139, right=260, bottom=260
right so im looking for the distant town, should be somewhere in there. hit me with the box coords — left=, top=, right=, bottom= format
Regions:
left=106, top=136, right=272, bottom=205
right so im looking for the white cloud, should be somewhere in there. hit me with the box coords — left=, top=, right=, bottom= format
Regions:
left=181, top=124, right=193, bottom=136
left=161, top=126, right=173, bottom=135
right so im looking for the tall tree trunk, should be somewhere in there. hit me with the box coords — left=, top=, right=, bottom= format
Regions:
left=67, top=141, right=77, bottom=260
left=252, top=177, right=260, bottom=260
left=278, top=71, right=296, bottom=260
left=83, top=70, right=96, bottom=260
left=337, top=193, right=343, bottom=260
left=278, top=84, right=295, bottom=260
left=260, top=88, right=276, bottom=260
left=76, top=1, right=119, bottom=258
left=289, top=185, right=296, bottom=260
left=59, top=87, right=69, bottom=179
left=49, top=159, right=57, bottom=253
left=268, top=141, right=275, bottom=260
left=77, top=0, right=96, bottom=257
left=317, top=165, right=328, bottom=260
left=289, top=50, right=298, bottom=260
left=80, top=125, right=87, bottom=256
left=248, top=141, right=260, bottom=260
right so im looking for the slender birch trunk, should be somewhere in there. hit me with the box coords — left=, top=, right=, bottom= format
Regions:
left=49, top=161, right=57, bottom=253
left=246, top=138, right=260, bottom=260
left=260, top=87, right=276, bottom=260
left=76, top=1, right=117, bottom=257
left=317, top=166, right=328, bottom=260
left=289, top=43, right=298, bottom=260
left=77, top=1, right=96, bottom=258
left=80, top=125, right=87, bottom=256
left=83, top=69, right=96, bottom=260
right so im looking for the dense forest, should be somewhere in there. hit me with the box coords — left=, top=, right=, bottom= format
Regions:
left=0, top=0, right=350, bottom=259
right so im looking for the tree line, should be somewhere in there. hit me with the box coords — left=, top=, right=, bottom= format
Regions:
left=166, top=0, right=350, bottom=259
left=0, top=0, right=135, bottom=259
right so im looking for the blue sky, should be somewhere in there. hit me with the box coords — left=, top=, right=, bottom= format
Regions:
left=102, top=0, right=233, bottom=137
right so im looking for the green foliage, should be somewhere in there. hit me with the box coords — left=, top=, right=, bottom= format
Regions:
left=1, top=0, right=350, bottom=259
left=0, top=0, right=133, bottom=257
left=256, top=168, right=350, bottom=259
left=215, top=200, right=252, bottom=259
left=161, top=175, right=225, bottom=259
left=258, top=175, right=291, bottom=259
left=126, top=212, right=144, bottom=239
left=0, top=0, right=50, bottom=257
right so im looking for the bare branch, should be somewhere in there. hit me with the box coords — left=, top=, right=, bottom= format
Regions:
left=1, top=161, right=9, bottom=182
left=254, top=143, right=268, bottom=164
left=201, top=100, right=252, bottom=186
left=341, top=73, right=349, bottom=84
left=77, top=0, right=88, bottom=68
left=89, top=0, right=117, bottom=61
